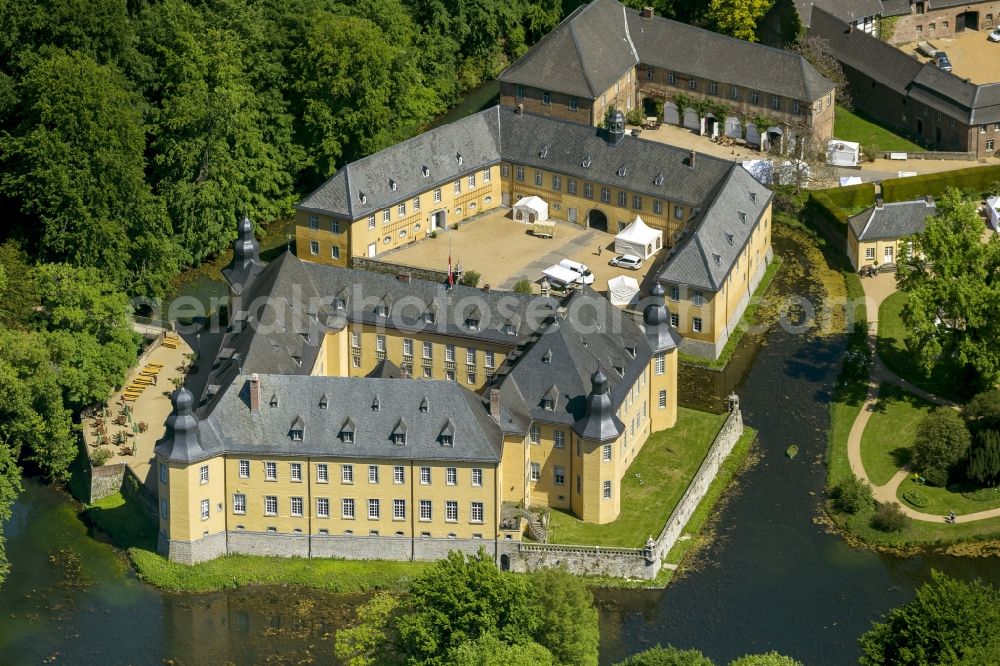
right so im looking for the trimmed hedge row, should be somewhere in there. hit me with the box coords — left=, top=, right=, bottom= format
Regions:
left=805, top=183, right=876, bottom=251
left=881, top=164, right=1000, bottom=202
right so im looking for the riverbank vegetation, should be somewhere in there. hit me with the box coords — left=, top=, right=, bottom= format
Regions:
left=85, top=492, right=430, bottom=593
left=547, top=408, right=729, bottom=547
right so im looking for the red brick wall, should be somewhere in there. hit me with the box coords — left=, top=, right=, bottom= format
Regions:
left=889, top=2, right=1000, bottom=44
left=499, top=83, right=596, bottom=125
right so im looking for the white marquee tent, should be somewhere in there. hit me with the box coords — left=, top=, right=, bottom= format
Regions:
left=987, top=195, right=1000, bottom=232
left=827, top=139, right=860, bottom=167
left=512, top=196, right=548, bottom=224
left=607, top=275, right=640, bottom=306
left=614, top=215, right=662, bottom=259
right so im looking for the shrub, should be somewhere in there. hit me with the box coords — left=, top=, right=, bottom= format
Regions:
left=881, top=164, right=1000, bottom=202
left=871, top=502, right=910, bottom=532
left=626, top=107, right=644, bottom=126
left=513, top=279, right=533, bottom=294
left=460, top=270, right=481, bottom=288
left=921, top=466, right=950, bottom=488
left=832, top=476, right=873, bottom=514
left=91, top=447, right=112, bottom=467
left=913, top=408, right=970, bottom=486
left=902, top=489, right=928, bottom=508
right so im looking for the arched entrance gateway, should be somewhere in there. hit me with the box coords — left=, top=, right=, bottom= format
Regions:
left=587, top=209, right=608, bottom=232
left=500, top=554, right=510, bottom=571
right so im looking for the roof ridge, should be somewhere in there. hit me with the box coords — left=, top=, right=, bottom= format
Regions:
left=343, top=165, right=354, bottom=219
left=568, top=16, right=599, bottom=97
left=497, top=2, right=589, bottom=81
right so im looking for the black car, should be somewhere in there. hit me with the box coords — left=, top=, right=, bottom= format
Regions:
left=935, top=52, right=953, bottom=73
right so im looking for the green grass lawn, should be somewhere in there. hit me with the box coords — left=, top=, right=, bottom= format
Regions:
left=860, top=383, right=934, bottom=486
left=876, top=291, right=963, bottom=402
left=834, top=106, right=924, bottom=154
left=84, top=493, right=430, bottom=593
left=897, top=477, right=1000, bottom=516
left=547, top=407, right=728, bottom=548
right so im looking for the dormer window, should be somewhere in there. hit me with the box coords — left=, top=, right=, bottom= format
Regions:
left=613, top=365, right=624, bottom=376
left=376, top=303, right=389, bottom=317
left=389, top=179, right=397, bottom=191
left=654, top=173, right=664, bottom=186
left=319, top=395, right=329, bottom=409
left=617, top=165, right=627, bottom=177
left=626, top=346, right=636, bottom=358
left=342, top=430, right=354, bottom=443
left=725, top=233, right=734, bottom=245
left=393, top=433, right=406, bottom=445
left=269, top=394, right=278, bottom=408
left=333, top=298, right=345, bottom=310
left=290, top=415, right=304, bottom=441
left=456, top=153, right=463, bottom=165
left=582, top=155, right=592, bottom=168
left=739, top=211, right=747, bottom=223
left=541, top=399, right=554, bottom=410
left=502, top=323, right=515, bottom=335
left=422, top=165, right=430, bottom=177
left=713, top=253, right=722, bottom=265
left=419, top=397, right=429, bottom=413
left=359, top=192, right=367, bottom=204
left=425, top=311, right=436, bottom=324
left=372, top=397, right=380, bottom=412
left=291, top=429, right=302, bottom=441
left=440, top=435, right=453, bottom=447
left=465, top=317, right=479, bottom=330
left=750, top=191, right=757, bottom=203
left=542, top=350, right=552, bottom=364
left=392, top=418, right=407, bottom=445
left=539, top=145, right=548, bottom=158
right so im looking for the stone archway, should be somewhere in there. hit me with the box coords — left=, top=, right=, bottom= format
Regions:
left=587, top=209, right=608, bottom=232
left=500, top=554, right=510, bottom=571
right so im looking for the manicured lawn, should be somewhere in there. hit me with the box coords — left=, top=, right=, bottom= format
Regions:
left=547, top=407, right=729, bottom=548
left=85, top=493, right=430, bottom=593
left=860, top=383, right=933, bottom=486
left=834, top=106, right=924, bottom=154
left=897, top=478, right=1000, bottom=516
left=877, top=291, right=963, bottom=402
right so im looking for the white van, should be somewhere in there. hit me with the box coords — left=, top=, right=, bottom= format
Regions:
left=558, top=259, right=593, bottom=277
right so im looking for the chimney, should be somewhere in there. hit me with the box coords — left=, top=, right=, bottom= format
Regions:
left=250, top=373, right=261, bottom=413
left=516, top=103, right=524, bottom=116
left=925, top=194, right=934, bottom=207
left=875, top=194, right=884, bottom=209
left=483, top=284, right=491, bottom=292
left=397, top=272, right=411, bottom=283
left=489, top=388, right=501, bottom=422
left=689, top=150, right=696, bottom=168
left=848, top=23, right=854, bottom=34
left=641, top=6, right=654, bottom=18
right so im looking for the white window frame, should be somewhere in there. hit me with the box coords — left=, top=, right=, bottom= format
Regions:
left=420, top=467, right=431, bottom=485
left=394, top=465, right=405, bottom=484
left=472, top=468, right=483, bottom=487
left=530, top=462, right=541, bottom=481
left=445, top=500, right=459, bottom=522
left=603, top=480, right=612, bottom=499
left=233, top=493, right=246, bottom=515
left=291, top=496, right=303, bottom=517
left=265, top=495, right=278, bottom=516
left=200, top=465, right=209, bottom=485
left=342, top=498, right=355, bottom=519
left=290, top=462, right=302, bottom=482
left=446, top=467, right=457, bottom=485
left=317, top=463, right=328, bottom=483
left=342, top=464, right=354, bottom=484
left=368, top=498, right=380, bottom=520
left=201, top=499, right=210, bottom=520
left=369, top=465, right=379, bottom=484
left=265, top=461, right=277, bottom=481
left=471, top=502, right=484, bottom=523
left=419, top=499, right=432, bottom=521
left=239, top=460, right=250, bottom=479
left=393, top=499, right=406, bottom=520
left=317, top=497, right=329, bottom=518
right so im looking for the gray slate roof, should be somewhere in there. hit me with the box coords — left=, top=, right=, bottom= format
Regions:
left=296, top=109, right=502, bottom=220
left=498, top=0, right=638, bottom=99
left=498, top=108, right=734, bottom=206
left=880, top=0, right=912, bottom=16
left=795, top=0, right=887, bottom=27
left=198, top=251, right=558, bottom=414
left=849, top=200, right=935, bottom=241
left=626, top=7, right=834, bottom=102
left=496, top=287, right=664, bottom=437
left=657, top=164, right=772, bottom=291
left=185, top=375, right=502, bottom=464
left=298, top=105, right=737, bottom=219
left=809, top=7, right=1000, bottom=125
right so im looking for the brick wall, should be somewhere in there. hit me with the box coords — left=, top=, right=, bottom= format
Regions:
left=889, top=3, right=1000, bottom=44
left=91, top=463, right=125, bottom=502
left=500, top=83, right=596, bottom=125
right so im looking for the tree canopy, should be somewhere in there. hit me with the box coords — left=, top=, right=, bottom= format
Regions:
left=897, top=189, right=1000, bottom=389
left=859, top=571, right=1000, bottom=665
left=912, top=408, right=971, bottom=487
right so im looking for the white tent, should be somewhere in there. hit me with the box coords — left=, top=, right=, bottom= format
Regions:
left=512, top=196, right=548, bottom=224
left=987, top=195, right=1000, bottom=232
left=607, top=275, right=640, bottom=306
left=614, top=215, right=663, bottom=259
left=839, top=176, right=863, bottom=187
left=827, top=139, right=860, bottom=167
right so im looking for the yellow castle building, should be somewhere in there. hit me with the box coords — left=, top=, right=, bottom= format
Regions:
left=155, top=219, right=680, bottom=564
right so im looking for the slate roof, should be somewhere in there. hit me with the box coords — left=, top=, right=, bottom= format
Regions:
left=809, top=7, right=1000, bottom=125
left=496, top=287, right=660, bottom=437
left=187, top=375, right=502, bottom=464
left=497, top=0, right=638, bottom=99
left=296, top=109, right=502, bottom=221
left=197, top=251, right=559, bottom=414
left=499, top=108, right=733, bottom=206
left=880, top=0, right=912, bottom=16
left=795, top=0, right=887, bottom=27
left=657, top=164, right=772, bottom=291
left=849, top=200, right=935, bottom=241
left=626, top=7, right=834, bottom=102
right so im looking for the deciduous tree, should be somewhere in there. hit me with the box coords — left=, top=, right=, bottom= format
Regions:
left=967, top=429, right=1000, bottom=486
left=616, top=646, right=716, bottom=666
left=730, top=653, right=803, bottom=666
left=912, top=408, right=971, bottom=486
left=707, top=0, right=773, bottom=42
left=448, top=633, right=554, bottom=666
left=529, top=566, right=600, bottom=666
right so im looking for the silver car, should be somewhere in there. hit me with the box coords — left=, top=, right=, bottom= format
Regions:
left=609, top=254, right=643, bottom=270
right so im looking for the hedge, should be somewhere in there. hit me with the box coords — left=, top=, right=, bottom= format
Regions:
left=805, top=182, right=876, bottom=250
left=881, top=165, right=1000, bottom=202
left=903, top=489, right=929, bottom=508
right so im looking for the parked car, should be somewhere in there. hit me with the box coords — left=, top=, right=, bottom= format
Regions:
left=609, top=254, right=643, bottom=270
left=935, top=52, right=953, bottom=72
left=989, top=28, right=1000, bottom=42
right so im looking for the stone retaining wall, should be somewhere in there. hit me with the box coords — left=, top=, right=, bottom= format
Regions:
left=882, top=151, right=978, bottom=161
left=351, top=257, right=449, bottom=283
left=90, top=463, right=125, bottom=503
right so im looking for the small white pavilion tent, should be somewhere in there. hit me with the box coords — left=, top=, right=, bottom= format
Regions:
left=512, top=196, right=548, bottom=224
left=839, top=176, right=863, bottom=187
left=986, top=195, right=1000, bottom=232
left=827, top=139, right=860, bottom=167
left=607, top=275, right=640, bottom=306
left=614, top=215, right=662, bottom=259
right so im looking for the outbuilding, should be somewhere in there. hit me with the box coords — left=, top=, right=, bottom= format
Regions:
left=614, top=215, right=663, bottom=260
